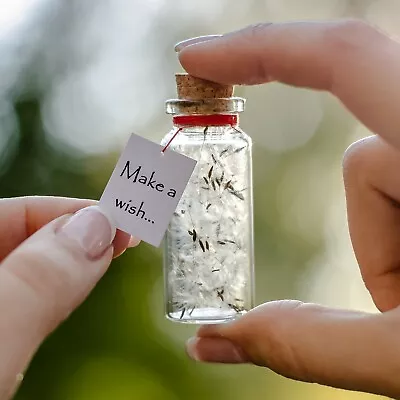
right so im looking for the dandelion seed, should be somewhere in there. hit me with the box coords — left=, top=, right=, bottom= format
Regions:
left=224, top=180, right=232, bottom=190
left=180, top=308, right=185, bottom=319
left=228, top=188, right=245, bottom=201
left=233, top=146, right=246, bottom=154
left=208, top=166, right=214, bottom=179
left=220, top=148, right=229, bottom=157
left=228, top=303, right=243, bottom=313
left=199, top=239, right=205, bottom=252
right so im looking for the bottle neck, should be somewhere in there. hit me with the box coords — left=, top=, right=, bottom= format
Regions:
left=173, top=114, right=238, bottom=127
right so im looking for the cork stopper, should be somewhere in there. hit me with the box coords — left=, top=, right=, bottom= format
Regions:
left=166, top=73, right=244, bottom=115
left=176, top=73, right=233, bottom=100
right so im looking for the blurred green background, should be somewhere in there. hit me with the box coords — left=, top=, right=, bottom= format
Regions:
left=0, top=0, right=394, bottom=398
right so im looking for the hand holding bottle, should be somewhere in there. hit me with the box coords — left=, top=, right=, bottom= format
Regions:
left=176, top=20, right=400, bottom=398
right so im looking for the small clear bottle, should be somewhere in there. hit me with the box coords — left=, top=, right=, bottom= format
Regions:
left=162, top=74, right=254, bottom=324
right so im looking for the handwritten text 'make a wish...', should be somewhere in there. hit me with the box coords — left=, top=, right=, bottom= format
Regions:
left=119, top=161, right=177, bottom=198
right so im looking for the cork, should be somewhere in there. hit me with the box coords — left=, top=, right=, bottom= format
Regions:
left=176, top=73, right=233, bottom=100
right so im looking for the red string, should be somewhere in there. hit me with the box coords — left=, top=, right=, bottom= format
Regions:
left=161, top=127, right=183, bottom=153
left=162, top=114, right=238, bottom=153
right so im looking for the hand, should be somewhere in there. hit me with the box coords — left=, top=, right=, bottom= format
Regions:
left=176, top=20, right=400, bottom=398
left=0, top=197, right=139, bottom=399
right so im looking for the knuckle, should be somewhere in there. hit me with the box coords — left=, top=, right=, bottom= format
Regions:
left=5, top=245, right=81, bottom=327
left=324, top=19, right=380, bottom=54
left=241, top=23, right=274, bottom=83
left=242, top=301, right=317, bottom=382
left=13, top=246, right=74, bottom=291
left=264, top=302, right=318, bottom=382
left=244, top=22, right=273, bottom=41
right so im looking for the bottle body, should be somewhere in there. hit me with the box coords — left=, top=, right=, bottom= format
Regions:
left=162, top=122, right=254, bottom=323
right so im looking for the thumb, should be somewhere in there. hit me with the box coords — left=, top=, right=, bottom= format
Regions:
left=0, top=205, right=116, bottom=396
left=186, top=300, right=400, bottom=398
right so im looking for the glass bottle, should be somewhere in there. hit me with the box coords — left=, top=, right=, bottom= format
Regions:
left=162, top=73, right=254, bottom=324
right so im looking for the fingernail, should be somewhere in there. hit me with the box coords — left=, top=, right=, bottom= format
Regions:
left=59, top=206, right=116, bottom=259
left=175, top=35, right=223, bottom=52
left=128, top=236, right=141, bottom=248
left=186, top=337, right=247, bottom=364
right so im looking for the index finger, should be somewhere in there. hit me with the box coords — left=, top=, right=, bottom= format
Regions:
left=178, top=20, right=400, bottom=150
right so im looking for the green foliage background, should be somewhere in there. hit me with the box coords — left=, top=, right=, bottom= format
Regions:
left=0, top=1, right=391, bottom=399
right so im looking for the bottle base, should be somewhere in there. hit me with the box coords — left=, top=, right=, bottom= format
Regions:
left=166, top=307, right=247, bottom=324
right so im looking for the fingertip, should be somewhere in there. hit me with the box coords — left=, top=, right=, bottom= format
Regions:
left=112, top=232, right=140, bottom=258
left=86, top=205, right=116, bottom=241
left=128, top=236, right=141, bottom=248
left=58, top=205, right=115, bottom=259
left=186, top=337, right=200, bottom=361
left=178, top=34, right=269, bottom=86
left=186, top=337, right=248, bottom=364
left=175, top=35, right=223, bottom=52
left=112, top=230, right=130, bottom=258
left=178, top=42, right=233, bottom=84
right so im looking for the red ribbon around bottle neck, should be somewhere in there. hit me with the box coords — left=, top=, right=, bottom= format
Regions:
left=161, top=114, right=238, bottom=153
left=173, top=114, right=238, bottom=127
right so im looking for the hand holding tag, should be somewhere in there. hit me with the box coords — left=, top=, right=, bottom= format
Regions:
left=100, top=133, right=196, bottom=247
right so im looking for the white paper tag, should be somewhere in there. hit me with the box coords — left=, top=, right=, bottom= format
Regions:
left=100, top=133, right=196, bottom=247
